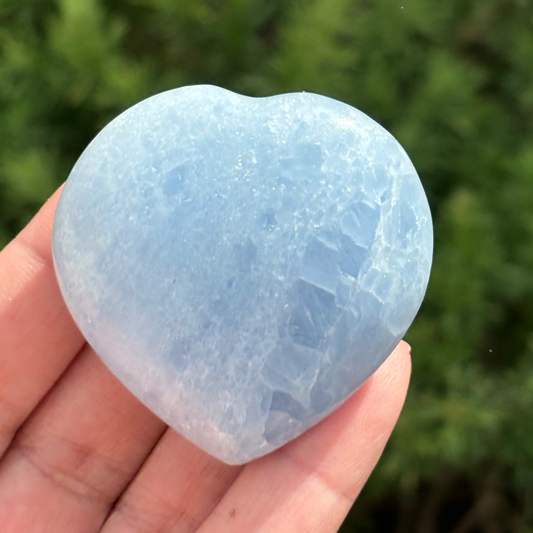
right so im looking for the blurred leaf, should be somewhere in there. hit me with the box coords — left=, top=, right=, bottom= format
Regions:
left=2, top=148, right=58, bottom=202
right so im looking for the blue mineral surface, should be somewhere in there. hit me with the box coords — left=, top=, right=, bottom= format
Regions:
left=52, top=85, right=433, bottom=464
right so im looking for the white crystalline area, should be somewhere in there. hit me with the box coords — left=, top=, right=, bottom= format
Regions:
left=52, top=86, right=433, bottom=464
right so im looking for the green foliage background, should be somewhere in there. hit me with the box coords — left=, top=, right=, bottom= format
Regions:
left=1, top=0, right=533, bottom=530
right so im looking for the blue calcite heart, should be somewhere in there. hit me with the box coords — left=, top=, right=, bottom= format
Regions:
left=52, top=85, right=433, bottom=464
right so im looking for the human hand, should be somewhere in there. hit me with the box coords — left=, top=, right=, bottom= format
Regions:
left=0, top=188, right=411, bottom=533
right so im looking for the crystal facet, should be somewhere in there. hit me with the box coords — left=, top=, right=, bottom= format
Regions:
left=52, top=86, right=433, bottom=464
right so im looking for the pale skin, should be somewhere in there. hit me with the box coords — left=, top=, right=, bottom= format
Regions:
left=0, top=187, right=411, bottom=533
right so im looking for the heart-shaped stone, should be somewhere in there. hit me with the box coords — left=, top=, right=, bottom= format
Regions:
left=52, top=85, right=432, bottom=464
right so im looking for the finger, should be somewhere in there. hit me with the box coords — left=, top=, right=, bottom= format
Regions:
left=196, top=341, right=411, bottom=533
left=101, top=430, right=241, bottom=533
left=0, top=188, right=85, bottom=455
left=0, top=345, right=166, bottom=533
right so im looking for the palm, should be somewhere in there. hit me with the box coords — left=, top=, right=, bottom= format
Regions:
left=0, top=188, right=410, bottom=533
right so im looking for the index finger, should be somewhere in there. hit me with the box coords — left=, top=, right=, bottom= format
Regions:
left=0, top=188, right=85, bottom=455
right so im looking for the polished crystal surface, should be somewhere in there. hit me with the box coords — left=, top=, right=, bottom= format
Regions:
left=52, top=85, right=433, bottom=464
